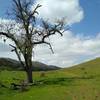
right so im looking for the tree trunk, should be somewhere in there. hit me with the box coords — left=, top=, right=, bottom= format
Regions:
left=24, top=51, right=33, bottom=83
left=26, top=67, right=33, bottom=83
left=24, top=37, right=33, bottom=83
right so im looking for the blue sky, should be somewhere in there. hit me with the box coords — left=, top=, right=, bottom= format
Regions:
left=0, top=0, right=11, bottom=17
left=0, top=0, right=100, bottom=67
left=0, top=0, right=100, bottom=36
left=71, top=0, right=100, bottom=36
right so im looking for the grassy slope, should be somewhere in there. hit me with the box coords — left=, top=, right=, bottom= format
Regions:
left=0, top=58, right=100, bottom=100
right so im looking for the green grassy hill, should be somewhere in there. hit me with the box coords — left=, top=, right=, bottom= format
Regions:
left=64, top=57, right=100, bottom=76
left=0, top=58, right=100, bottom=100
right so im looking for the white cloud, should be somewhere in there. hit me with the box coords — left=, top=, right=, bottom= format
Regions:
left=34, top=0, right=84, bottom=24
left=0, top=1, right=99, bottom=67
left=0, top=43, right=10, bottom=52
left=33, top=31, right=100, bottom=67
left=0, top=30, right=100, bottom=67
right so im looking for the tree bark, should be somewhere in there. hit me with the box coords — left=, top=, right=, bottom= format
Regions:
left=26, top=67, right=33, bottom=83
left=24, top=45, right=33, bottom=83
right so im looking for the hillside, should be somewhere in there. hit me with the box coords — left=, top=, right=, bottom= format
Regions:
left=70, top=57, right=100, bottom=68
left=64, top=57, right=100, bottom=76
left=0, top=58, right=60, bottom=71
left=0, top=57, right=100, bottom=100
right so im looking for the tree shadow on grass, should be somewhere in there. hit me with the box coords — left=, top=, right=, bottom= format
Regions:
left=35, top=76, right=94, bottom=86
left=0, top=75, right=95, bottom=94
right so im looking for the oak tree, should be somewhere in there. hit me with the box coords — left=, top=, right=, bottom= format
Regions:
left=0, top=0, right=65, bottom=83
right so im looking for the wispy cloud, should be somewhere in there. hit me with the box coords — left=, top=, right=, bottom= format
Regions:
left=0, top=18, right=100, bottom=67
left=34, top=31, right=100, bottom=67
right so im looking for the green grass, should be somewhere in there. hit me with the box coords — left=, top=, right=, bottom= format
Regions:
left=0, top=58, right=100, bottom=100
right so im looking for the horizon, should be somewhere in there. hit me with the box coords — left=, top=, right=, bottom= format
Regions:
left=0, top=56, right=100, bottom=68
left=0, top=0, right=100, bottom=67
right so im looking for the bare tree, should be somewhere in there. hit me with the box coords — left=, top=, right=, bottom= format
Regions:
left=0, top=0, right=65, bottom=83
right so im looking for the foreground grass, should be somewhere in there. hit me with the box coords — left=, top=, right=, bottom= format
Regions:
left=0, top=58, right=100, bottom=100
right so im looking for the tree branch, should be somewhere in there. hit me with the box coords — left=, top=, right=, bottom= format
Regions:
left=9, top=44, right=25, bottom=68
left=43, top=41, right=54, bottom=54
left=0, top=32, right=17, bottom=43
left=27, top=4, right=42, bottom=22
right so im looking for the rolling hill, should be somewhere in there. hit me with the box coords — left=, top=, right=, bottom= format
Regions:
left=69, top=57, right=100, bottom=68
left=0, top=58, right=60, bottom=71
left=0, top=57, right=100, bottom=100
left=63, top=57, right=100, bottom=76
